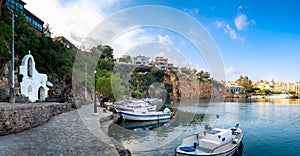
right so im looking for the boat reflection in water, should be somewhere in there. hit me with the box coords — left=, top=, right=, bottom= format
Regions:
left=117, top=119, right=171, bottom=130
left=233, top=142, right=244, bottom=156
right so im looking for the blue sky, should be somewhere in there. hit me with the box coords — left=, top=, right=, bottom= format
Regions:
left=24, top=0, right=300, bottom=82
left=126, top=0, right=300, bottom=82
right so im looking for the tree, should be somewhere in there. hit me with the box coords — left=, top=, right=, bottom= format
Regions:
left=92, top=45, right=115, bottom=76
left=151, top=67, right=164, bottom=82
left=111, top=73, right=126, bottom=101
left=190, top=69, right=197, bottom=75
left=197, top=70, right=210, bottom=80
left=93, top=45, right=128, bottom=105
left=91, top=45, right=115, bottom=62
left=118, top=55, right=132, bottom=64
left=0, top=11, right=12, bottom=66
left=236, top=75, right=252, bottom=94
left=96, top=76, right=112, bottom=107
left=180, top=67, right=190, bottom=74
left=263, top=89, right=271, bottom=95
left=288, top=90, right=296, bottom=95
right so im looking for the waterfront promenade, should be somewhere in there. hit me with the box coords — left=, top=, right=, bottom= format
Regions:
left=0, top=103, right=123, bottom=156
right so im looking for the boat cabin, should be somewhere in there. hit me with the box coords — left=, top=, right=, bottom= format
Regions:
left=199, top=128, right=234, bottom=150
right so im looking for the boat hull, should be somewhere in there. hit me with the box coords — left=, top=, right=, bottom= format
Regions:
left=175, top=128, right=243, bottom=156
left=176, top=141, right=242, bottom=156
left=114, top=106, right=156, bottom=113
left=121, top=111, right=172, bottom=121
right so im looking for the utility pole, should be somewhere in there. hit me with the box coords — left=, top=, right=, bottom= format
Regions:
left=84, top=63, right=87, bottom=101
left=8, top=8, right=15, bottom=103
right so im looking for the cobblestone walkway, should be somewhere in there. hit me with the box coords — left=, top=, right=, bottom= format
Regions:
left=0, top=104, right=120, bottom=156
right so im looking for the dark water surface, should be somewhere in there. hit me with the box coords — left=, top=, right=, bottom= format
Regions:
left=108, top=98, right=300, bottom=156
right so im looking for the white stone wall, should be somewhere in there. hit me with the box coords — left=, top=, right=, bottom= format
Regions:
left=19, top=52, right=49, bottom=102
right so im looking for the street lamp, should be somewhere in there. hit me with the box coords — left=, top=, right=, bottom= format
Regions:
left=8, top=8, right=16, bottom=103
left=84, top=63, right=87, bottom=101
left=92, top=69, right=98, bottom=116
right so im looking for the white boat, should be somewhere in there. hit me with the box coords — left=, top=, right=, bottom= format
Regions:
left=121, top=108, right=173, bottom=121
left=114, top=100, right=156, bottom=113
left=143, top=98, right=163, bottom=103
left=175, top=124, right=243, bottom=156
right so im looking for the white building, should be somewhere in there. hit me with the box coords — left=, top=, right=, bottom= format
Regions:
left=132, top=54, right=149, bottom=66
left=19, top=51, right=51, bottom=102
left=294, top=83, right=300, bottom=95
left=155, top=56, right=168, bottom=70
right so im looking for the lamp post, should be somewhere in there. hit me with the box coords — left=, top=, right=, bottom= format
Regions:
left=92, top=69, right=98, bottom=116
left=8, top=8, right=15, bottom=103
left=84, top=63, right=87, bottom=101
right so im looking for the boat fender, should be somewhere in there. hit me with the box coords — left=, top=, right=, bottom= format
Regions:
left=232, top=139, right=238, bottom=144
left=194, top=142, right=197, bottom=149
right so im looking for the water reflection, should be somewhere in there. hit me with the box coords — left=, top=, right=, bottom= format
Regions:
left=118, top=119, right=171, bottom=130
left=225, top=97, right=300, bottom=104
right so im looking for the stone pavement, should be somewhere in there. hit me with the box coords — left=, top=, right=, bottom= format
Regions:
left=0, top=103, right=121, bottom=156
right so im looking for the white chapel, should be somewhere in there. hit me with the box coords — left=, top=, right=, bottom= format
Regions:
left=19, top=51, right=51, bottom=102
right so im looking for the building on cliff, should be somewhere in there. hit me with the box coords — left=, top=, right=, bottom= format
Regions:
left=155, top=56, right=168, bottom=70
left=1, top=0, right=44, bottom=36
left=133, top=54, right=149, bottom=66
left=52, top=36, right=78, bottom=51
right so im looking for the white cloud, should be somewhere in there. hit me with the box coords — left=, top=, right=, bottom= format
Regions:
left=23, top=0, right=129, bottom=46
left=224, top=24, right=245, bottom=42
left=110, top=29, right=156, bottom=57
left=215, top=20, right=224, bottom=29
left=238, top=5, right=242, bottom=11
left=157, top=34, right=174, bottom=45
left=227, top=67, right=240, bottom=75
left=183, top=8, right=199, bottom=15
left=225, top=67, right=241, bottom=81
left=234, top=14, right=256, bottom=31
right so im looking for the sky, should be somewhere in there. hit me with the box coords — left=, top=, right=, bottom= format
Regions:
left=23, top=0, right=300, bottom=82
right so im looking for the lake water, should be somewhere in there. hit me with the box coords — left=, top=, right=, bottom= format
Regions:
left=107, top=98, right=300, bottom=156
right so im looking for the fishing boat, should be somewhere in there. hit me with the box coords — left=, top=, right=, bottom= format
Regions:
left=175, top=124, right=243, bottom=156
left=121, top=108, right=173, bottom=121
left=114, top=99, right=156, bottom=113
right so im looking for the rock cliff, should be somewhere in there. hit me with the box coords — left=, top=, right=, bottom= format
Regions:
left=164, top=71, right=232, bottom=99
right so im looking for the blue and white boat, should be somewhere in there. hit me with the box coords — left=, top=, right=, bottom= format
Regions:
left=114, top=99, right=156, bottom=113
left=175, top=124, right=243, bottom=156
left=121, top=108, right=173, bottom=121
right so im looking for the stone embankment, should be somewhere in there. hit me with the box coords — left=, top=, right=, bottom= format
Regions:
left=0, top=103, right=130, bottom=156
left=0, top=102, right=78, bottom=136
left=0, top=108, right=120, bottom=156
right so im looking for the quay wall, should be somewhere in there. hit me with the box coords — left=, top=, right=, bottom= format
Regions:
left=0, top=102, right=79, bottom=136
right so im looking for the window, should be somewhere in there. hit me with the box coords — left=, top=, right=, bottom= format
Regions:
left=27, top=58, right=33, bottom=77
left=28, top=85, right=32, bottom=93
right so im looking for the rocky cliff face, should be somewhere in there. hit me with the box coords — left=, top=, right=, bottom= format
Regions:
left=163, top=71, right=180, bottom=99
left=164, top=71, right=232, bottom=99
